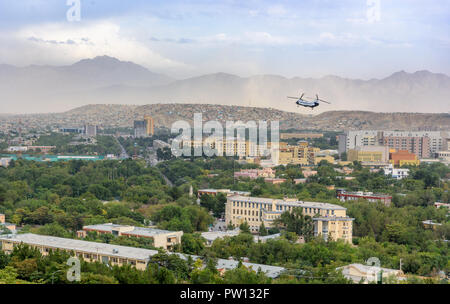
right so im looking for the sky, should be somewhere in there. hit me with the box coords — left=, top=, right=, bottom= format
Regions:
left=0, top=0, right=449, bottom=79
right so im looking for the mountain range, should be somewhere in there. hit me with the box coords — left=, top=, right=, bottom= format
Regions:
left=0, top=55, right=449, bottom=114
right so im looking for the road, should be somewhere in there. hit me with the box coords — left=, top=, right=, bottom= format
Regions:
left=114, top=136, right=130, bottom=159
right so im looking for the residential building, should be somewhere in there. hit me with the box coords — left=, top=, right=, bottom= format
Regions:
left=383, top=164, right=409, bottom=180
left=0, top=214, right=16, bottom=232
left=436, top=151, right=450, bottom=163
left=197, top=189, right=251, bottom=197
left=134, top=120, right=147, bottom=138
left=264, top=178, right=286, bottom=184
left=0, top=233, right=285, bottom=278
left=280, top=133, right=323, bottom=139
left=422, top=220, right=442, bottom=230
left=77, top=223, right=183, bottom=250
left=234, top=168, right=275, bottom=179
left=434, top=202, right=450, bottom=209
left=180, top=137, right=276, bottom=158
left=0, top=158, right=12, bottom=167
left=347, top=145, right=389, bottom=164
left=336, top=190, right=392, bottom=206
left=339, top=130, right=449, bottom=158
left=389, top=149, right=420, bottom=166
left=201, top=229, right=282, bottom=246
left=337, top=263, right=404, bottom=284
left=84, top=124, right=97, bottom=137
left=278, top=141, right=320, bottom=166
left=225, top=196, right=353, bottom=243
left=302, top=170, right=318, bottom=178
left=201, top=229, right=240, bottom=246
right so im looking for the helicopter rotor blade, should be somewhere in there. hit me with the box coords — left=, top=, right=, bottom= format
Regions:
left=318, top=99, right=331, bottom=104
left=287, top=96, right=300, bottom=99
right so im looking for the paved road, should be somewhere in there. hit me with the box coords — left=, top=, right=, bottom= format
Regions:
left=114, top=136, right=130, bottom=159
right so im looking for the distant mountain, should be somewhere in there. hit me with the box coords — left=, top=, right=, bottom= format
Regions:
left=0, top=56, right=449, bottom=114
left=0, top=56, right=173, bottom=113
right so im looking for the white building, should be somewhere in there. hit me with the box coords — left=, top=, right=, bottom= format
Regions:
left=337, top=263, right=405, bottom=284
left=7, top=146, right=28, bottom=152
left=0, top=158, right=12, bottom=167
left=383, top=164, right=409, bottom=180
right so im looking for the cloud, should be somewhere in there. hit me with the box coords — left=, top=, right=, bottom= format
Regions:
left=0, top=20, right=187, bottom=70
left=266, top=5, right=287, bottom=17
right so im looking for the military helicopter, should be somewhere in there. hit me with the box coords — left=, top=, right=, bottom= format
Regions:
left=287, top=93, right=330, bottom=109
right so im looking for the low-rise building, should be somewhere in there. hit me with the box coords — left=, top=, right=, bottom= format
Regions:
left=234, top=168, right=275, bottom=179
left=348, top=145, right=389, bottom=164
left=302, top=170, right=318, bottom=178
left=422, top=220, right=442, bottom=230
left=434, top=202, right=450, bottom=209
left=197, top=189, right=251, bottom=197
left=201, top=229, right=240, bottom=246
left=153, top=139, right=171, bottom=150
left=389, top=149, right=419, bottom=166
left=77, top=223, right=183, bottom=250
left=264, top=177, right=286, bottom=184
left=0, top=158, right=12, bottom=167
left=201, top=229, right=283, bottom=246
left=337, top=263, right=404, bottom=284
left=0, top=233, right=285, bottom=278
left=225, top=196, right=353, bottom=243
left=0, top=214, right=16, bottom=232
left=383, top=164, right=410, bottom=180
left=336, top=190, right=392, bottom=206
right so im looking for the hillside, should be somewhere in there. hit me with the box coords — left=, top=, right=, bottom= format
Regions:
left=4, top=104, right=450, bottom=131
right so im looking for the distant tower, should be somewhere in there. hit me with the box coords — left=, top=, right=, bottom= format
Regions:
left=189, top=185, right=193, bottom=197
left=18, top=118, right=22, bottom=145
left=144, top=115, right=154, bottom=136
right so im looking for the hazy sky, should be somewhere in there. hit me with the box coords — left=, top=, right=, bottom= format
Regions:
left=0, top=0, right=449, bottom=79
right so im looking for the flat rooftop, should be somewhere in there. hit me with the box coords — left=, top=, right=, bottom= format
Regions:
left=228, top=195, right=346, bottom=210
left=0, top=233, right=159, bottom=261
left=83, top=223, right=180, bottom=237
left=201, top=230, right=240, bottom=242
left=0, top=233, right=286, bottom=278
left=338, top=192, right=392, bottom=198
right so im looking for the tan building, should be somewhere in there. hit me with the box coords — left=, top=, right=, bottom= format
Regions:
left=348, top=145, right=389, bottom=164
left=278, top=141, right=320, bottom=166
left=181, top=137, right=276, bottom=158
left=77, top=223, right=183, bottom=250
left=144, top=115, right=154, bottom=136
left=0, top=213, right=16, bottom=232
left=225, top=196, right=353, bottom=243
left=280, top=133, right=323, bottom=139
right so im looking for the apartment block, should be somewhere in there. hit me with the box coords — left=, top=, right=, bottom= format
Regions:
left=225, top=196, right=353, bottom=243
left=336, top=190, right=392, bottom=206
left=77, top=223, right=183, bottom=250
left=339, top=130, right=449, bottom=158
left=278, top=141, right=323, bottom=166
